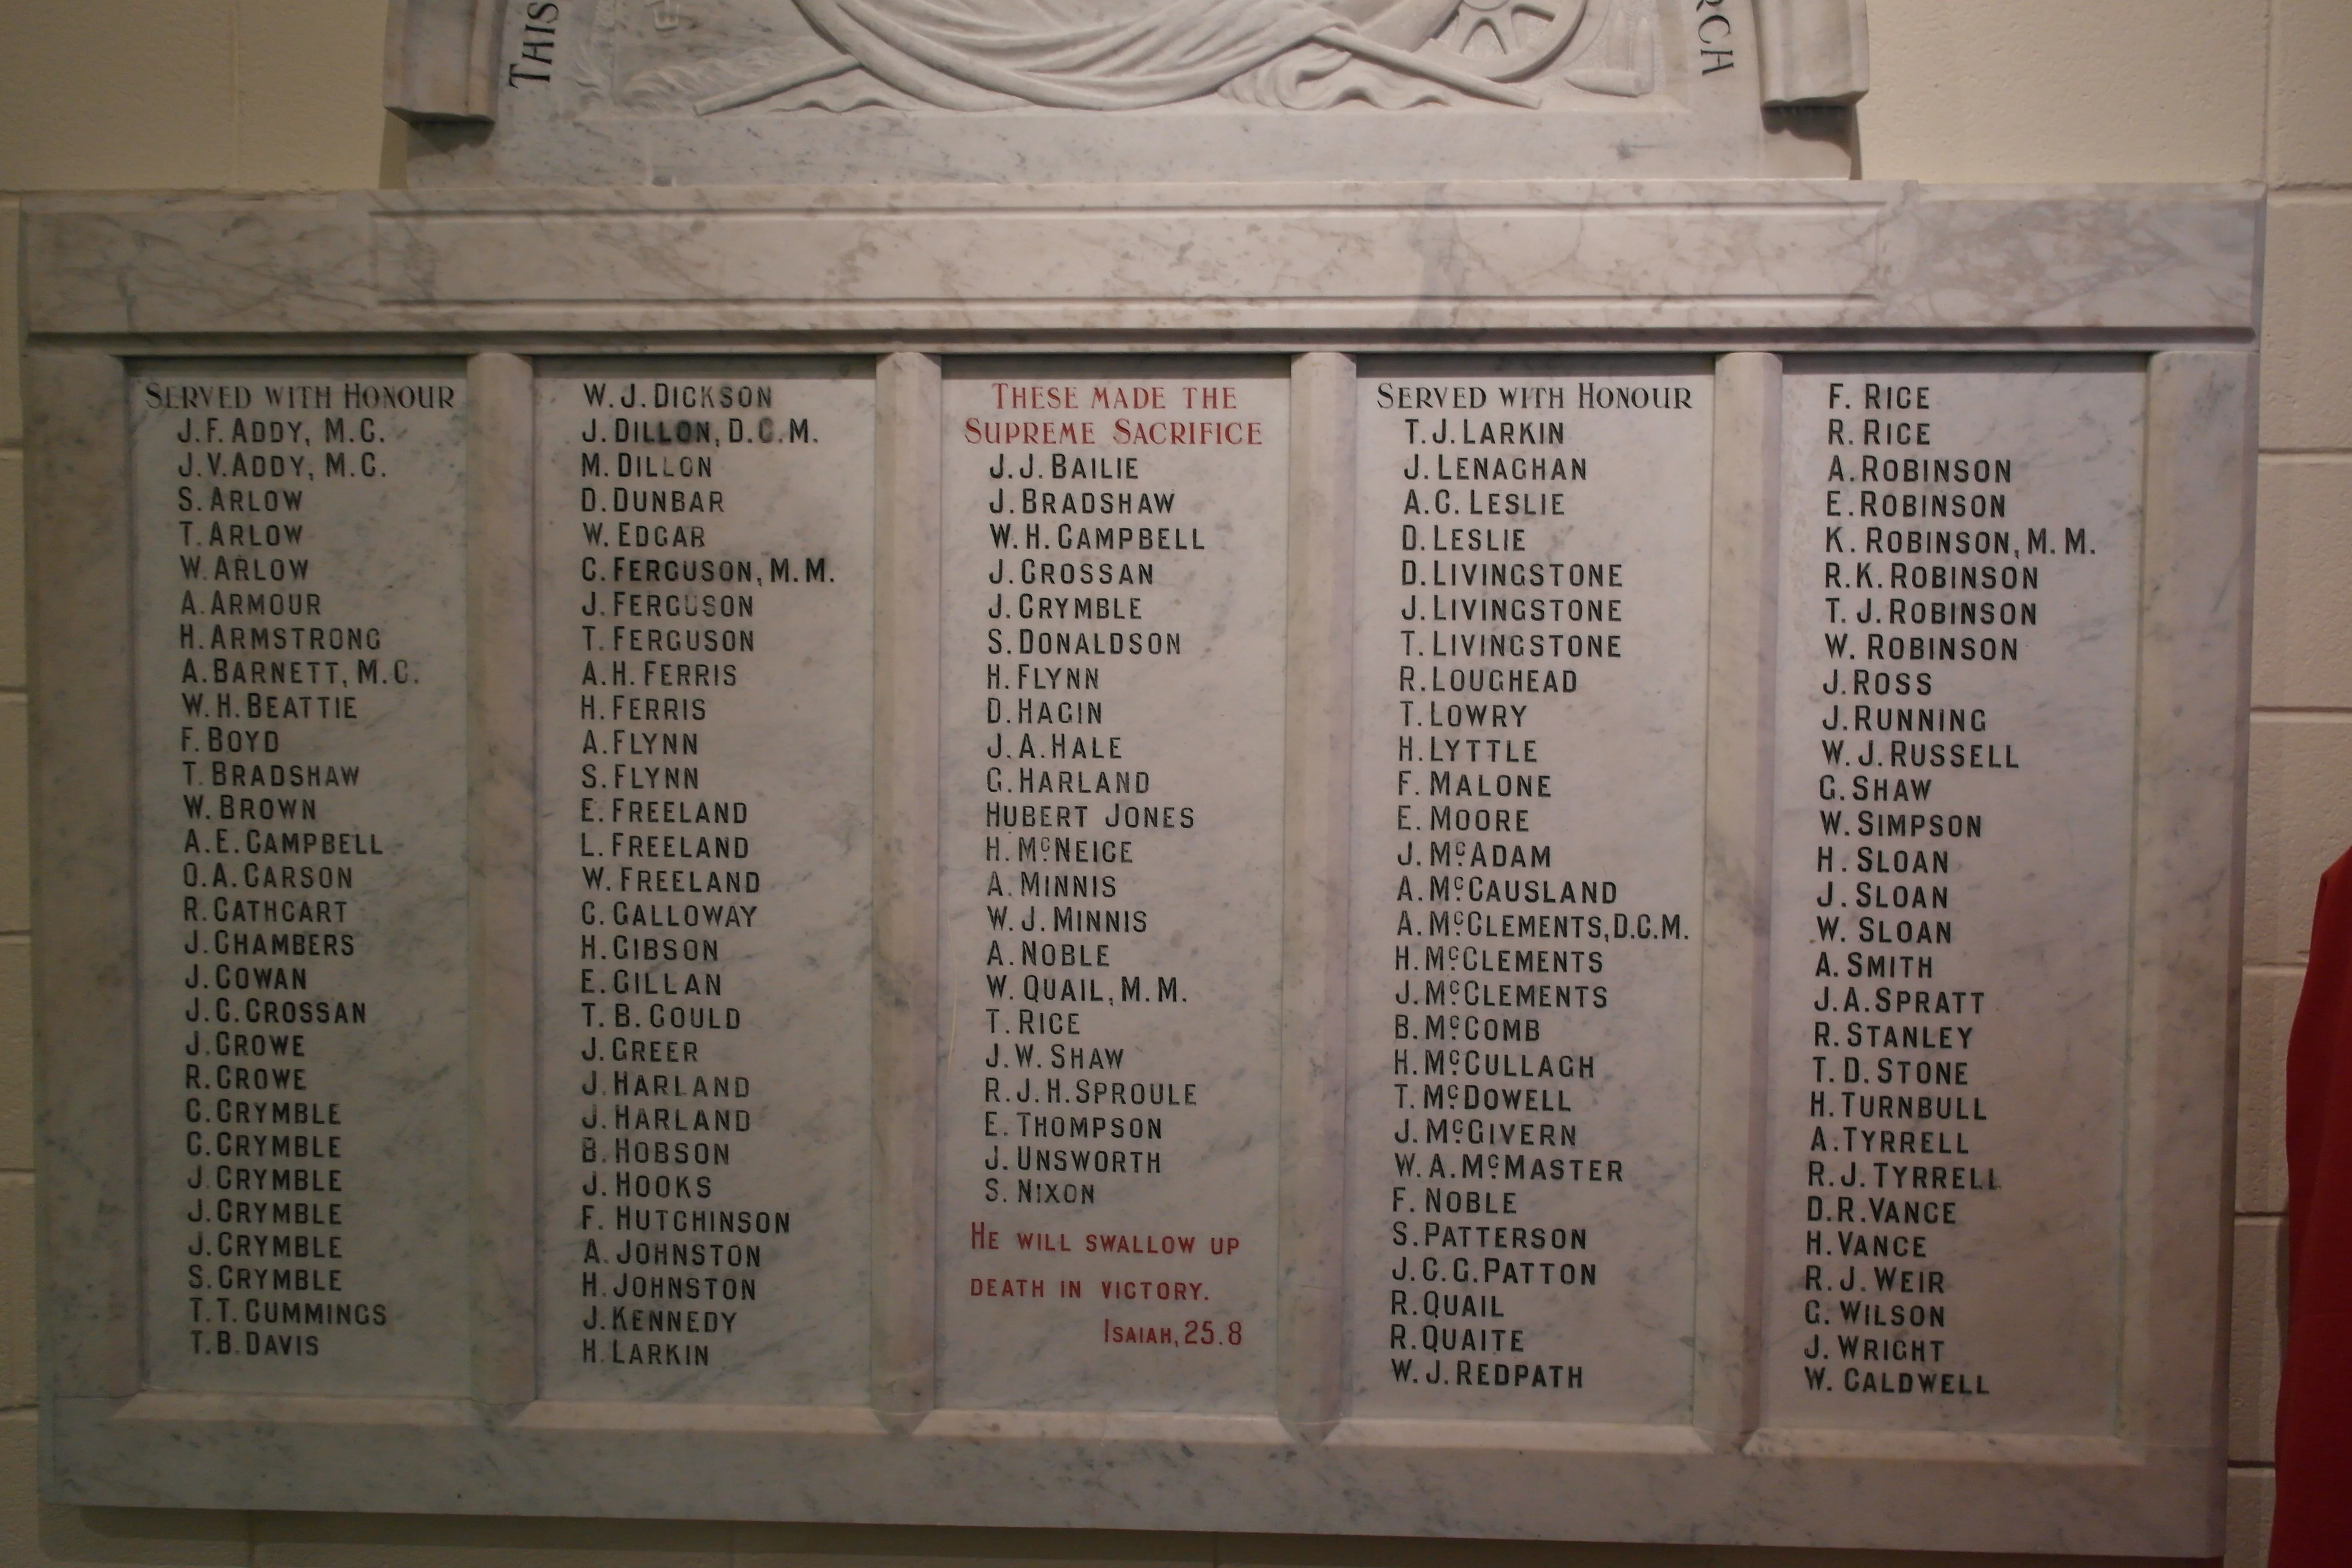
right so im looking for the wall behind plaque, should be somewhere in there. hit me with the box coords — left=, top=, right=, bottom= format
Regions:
left=1, top=1, right=2346, bottom=1563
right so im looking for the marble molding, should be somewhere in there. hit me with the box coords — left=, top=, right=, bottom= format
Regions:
left=384, top=0, right=501, bottom=121
left=20, top=183, right=2256, bottom=1556
left=17, top=183, right=2256, bottom=343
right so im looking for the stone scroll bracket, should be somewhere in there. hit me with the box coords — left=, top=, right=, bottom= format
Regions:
left=1754, top=0, right=1869, bottom=106
left=386, top=0, right=505, bottom=121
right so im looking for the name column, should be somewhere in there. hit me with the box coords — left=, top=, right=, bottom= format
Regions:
left=935, top=364, right=1289, bottom=1412
left=132, top=364, right=471, bottom=1392
left=1765, top=358, right=2146, bottom=1430
left=535, top=362, right=875, bottom=1403
left=1346, top=361, right=1712, bottom=1420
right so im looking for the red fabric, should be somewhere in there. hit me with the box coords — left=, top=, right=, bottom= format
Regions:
left=2275, top=846, right=2352, bottom=1563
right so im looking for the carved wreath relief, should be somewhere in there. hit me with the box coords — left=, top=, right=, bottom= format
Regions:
left=594, top=0, right=1665, bottom=114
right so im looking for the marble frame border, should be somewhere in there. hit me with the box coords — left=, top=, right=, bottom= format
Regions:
left=23, top=184, right=2256, bottom=1556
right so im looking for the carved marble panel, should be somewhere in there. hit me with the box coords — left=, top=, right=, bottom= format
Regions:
left=402, top=0, right=1863, bottom=185
left=934, top=362, right=1290, bottom=1411
left=1345, top=359, right=1713, bottom=1422
left=129, top=361, right=473, bottom=1395
left=533, top=360, right=877, bottom=1403
left=1761, top=359, right=2145, bottom=1429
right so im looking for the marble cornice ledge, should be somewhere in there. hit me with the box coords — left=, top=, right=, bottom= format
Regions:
left=21, top=181, right=2260, bottom=349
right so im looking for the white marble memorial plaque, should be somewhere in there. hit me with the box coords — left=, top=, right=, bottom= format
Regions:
left=1763, top=358, right=2144, bottom=1429
left=39, top=171, right=2255, bottom=1552
left=535, top=360, right=876, bottom=1401
left=1348, top=360, right=1713, bottom=1418
left=937, top=362, right=1288, bottom=1410
left=132, top=362, right=472, bottom=1393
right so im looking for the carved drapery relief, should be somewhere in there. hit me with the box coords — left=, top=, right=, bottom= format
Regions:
left=386, top=0, right=1860, bottom=122
left=1225, top=0, right=1657, bottom=110
left=607, top=0, right=1659, bottom=113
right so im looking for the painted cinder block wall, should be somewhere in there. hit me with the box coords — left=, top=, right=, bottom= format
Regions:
left=0, top=2, right=2344, bottom=1563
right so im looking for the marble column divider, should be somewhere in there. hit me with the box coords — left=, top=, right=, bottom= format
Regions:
left=1278, top=351, right=1356, bottom=1440
left=27, top=352, right=141, bottom=1401
left=466, top=352, right=539, bottom=1410
left=2119, top=351, right=2255, bottom=1459
left=1693, top=350, right=1779, bottom=1447
left=873, top=351, right=943, bottom=1429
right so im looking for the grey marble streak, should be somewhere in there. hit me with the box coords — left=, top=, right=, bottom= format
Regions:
left=19, top=184, right=2257, bottom=346
left=1276, top=351, right=1356, bottom=1439
left=466, top=350, right=542, bottom=1407
left=2122, top=352, right=2254, bottom=1458
left=1691, top=350, right=1779, bottom=1446
left=870, top=351, right=946, bottom=1427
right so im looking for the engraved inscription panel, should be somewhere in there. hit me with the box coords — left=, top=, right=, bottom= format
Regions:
left=1348, top=360, right=1713, bottom=1418
left=936, top=363, right=1289, bottom=1410
left=134, top=363, right=472, bottom=1393
left=536, top=361, right=876, bottom=1401
left=1764, top=359, right=2145, bottom=1429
